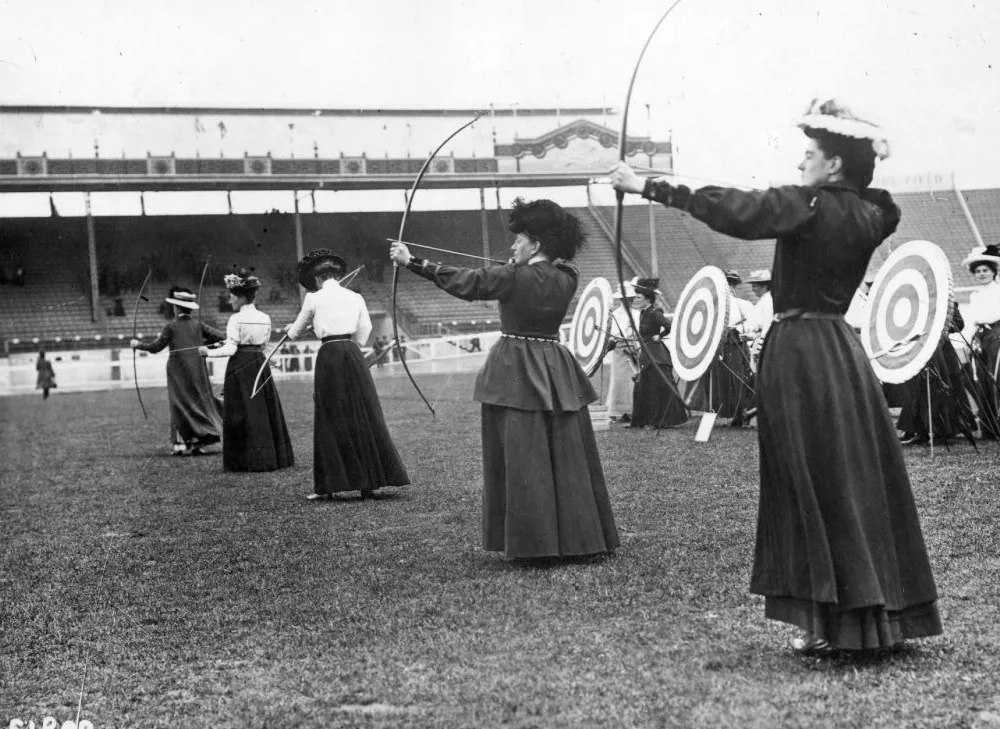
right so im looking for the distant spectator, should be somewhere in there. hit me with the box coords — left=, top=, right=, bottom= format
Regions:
left=268, top=287, right=283, bottom=303
left=36, top=350, right=56, bottom=399
left=371, top=257, right=386, bottom=283
left=113, top=297, right=126, bottom=317
left=467, top=337, right=482, bottom=353
left=302, top=345, right=313, bottom=372
left=287, top=344, right=300, bottom=372
left=12, top=263, right=25, bottom=287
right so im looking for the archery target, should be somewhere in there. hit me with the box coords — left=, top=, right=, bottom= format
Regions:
left=862, top=240, right=953, bottom=384
left=570, top=277, right=613, bottom=377
left=668, top=266, right=731, bottom=381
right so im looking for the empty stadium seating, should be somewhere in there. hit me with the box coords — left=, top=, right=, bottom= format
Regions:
left=1, top=186, right=993, bottom=352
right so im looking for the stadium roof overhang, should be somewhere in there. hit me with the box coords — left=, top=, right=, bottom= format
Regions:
left=0, top=172, right=601, bottom=193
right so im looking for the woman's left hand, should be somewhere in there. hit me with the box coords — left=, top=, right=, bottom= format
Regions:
left=197, top=346, right=210, bottom=357
left=388, top=241, right=413, bottom=267
left=608, top=162, right=646, bottom=195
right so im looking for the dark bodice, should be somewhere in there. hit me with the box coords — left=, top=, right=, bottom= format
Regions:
left=645, top=180, right=901, bottom=315
left=406, top=258, right=578, bottom=334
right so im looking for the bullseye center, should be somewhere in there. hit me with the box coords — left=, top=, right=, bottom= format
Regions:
left=690, top=310, right=705, bottom=336
left=892, top=298, right=912, bottom=328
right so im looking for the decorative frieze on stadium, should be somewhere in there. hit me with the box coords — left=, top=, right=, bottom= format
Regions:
left=493, top=119, right=671, bottom=159
left=0, top=151, right=499, bottom=177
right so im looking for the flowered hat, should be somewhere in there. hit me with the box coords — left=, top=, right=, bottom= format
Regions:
left=634, top=277, right=662, bottom=299
left=224, top=268, right=261, bottom=294
left=961, top=244, right=1000, bottom=272
left=297, top=248, right=347, bottom=292
left=797, top=98, right=891, bottom=161
left=164, top=289, right=199, bottom=310
left=724, top=269, right=742, bottom=285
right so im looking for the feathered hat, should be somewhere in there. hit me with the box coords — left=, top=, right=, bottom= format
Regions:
left=297, top=248, right=347, bottom=292
left=723, top=269, right=742, bottom=285
left=962, top=244, right=1000, bottom=272
left=164, top=288, right=199, bottom=310
left=745, top=269, right=771, bottom=284
left=797, top=98, right=891, bottom=161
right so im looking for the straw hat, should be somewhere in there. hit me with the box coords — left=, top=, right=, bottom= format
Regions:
left=745, top=269, right=771, bottom=284
left=961, top=244, right=1000, bottom=272
left=796, top=98, right=891, bottom=160
left=164, top=289, right=199, bottom=310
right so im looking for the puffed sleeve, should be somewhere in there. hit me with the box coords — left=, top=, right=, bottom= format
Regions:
left=643, top=180, right=818, bottom=240
left=353, top=294, right=373, bottom=346
left=406, top=258, right=516, bottom=302
left=134, top=322, right=173, bottom=353
left=287, top=292, right=316, bottom=340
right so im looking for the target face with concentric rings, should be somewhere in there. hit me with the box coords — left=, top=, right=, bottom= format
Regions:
left=861, top=240, right=952, bottom=384
left=570, top=277, right=613, bottom=377
left=669, top=266, right=731, bottom=381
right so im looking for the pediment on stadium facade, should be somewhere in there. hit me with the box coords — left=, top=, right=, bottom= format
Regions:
left=493, top=118, right=672, bottom=173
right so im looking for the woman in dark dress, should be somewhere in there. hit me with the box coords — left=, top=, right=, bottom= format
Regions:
left=959, top=244, right=1000, bottom=439
left=131, top=288, right=225, bottom=456
left=612, top=98, right=942, bottom=655
left=35, top=350, right=56, bottom=399
left=287, top=249, right=409, bottom=500
left=389, top=199, right=619, bottom=559
left=897, top=302, right=976, bottom=446
left=200, top=269, right=294, bottom=472
left=629, top=278, right=688, bottom=429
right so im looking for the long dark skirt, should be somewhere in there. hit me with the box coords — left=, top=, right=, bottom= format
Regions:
left=481, top=403, right=619, bottom=558
left=166, top=352, right=223, bottom=447
left=897, top=337, right=976, bottom=443
left=753, top=318, right=942, bottom=650
left=313, top=340, right=409, bottom=495
left=715, top=330, right=754, bottom=425
left=967, top=328, right=1000, bottom=439
left=222, top=349, right=294, bottom=472
left=630, top=364, right=688, bottom=429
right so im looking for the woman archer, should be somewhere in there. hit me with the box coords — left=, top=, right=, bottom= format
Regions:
left=611, top=98, right=942, bottom=656
left=389, top=198, right=619, bottom=560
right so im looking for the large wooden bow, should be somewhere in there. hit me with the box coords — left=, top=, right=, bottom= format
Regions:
left=613, top=1, right=690, bottom=420
left=132, top=268, right=153, bottom=419
left=392, top=112, right=484, bottom=416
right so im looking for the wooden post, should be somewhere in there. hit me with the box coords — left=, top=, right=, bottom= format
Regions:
left=480, top=188, right=490, bottom=266
left=86, top=193, right=101, bottom=324
left=293, top=192, right=305, bottom=303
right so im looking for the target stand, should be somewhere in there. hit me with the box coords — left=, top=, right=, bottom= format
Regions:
left=861, top=240, right=954, bottom=458
left=568, top=277, right=613, bottom=431
left=668, top=266, right=731, bottom=441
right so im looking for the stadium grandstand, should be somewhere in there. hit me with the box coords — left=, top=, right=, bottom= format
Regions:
left=0, top=104, right=992, bottom=389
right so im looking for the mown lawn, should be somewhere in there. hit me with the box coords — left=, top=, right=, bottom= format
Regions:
left=1, top=373, right=998, bottom=728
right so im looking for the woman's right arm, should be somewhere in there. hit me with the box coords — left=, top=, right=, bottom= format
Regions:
left=286, top=294, right=315, bottom=340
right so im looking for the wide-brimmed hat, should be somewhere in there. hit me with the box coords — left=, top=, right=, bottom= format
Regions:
left=745, top=269, right=771, bottom=284
left=297, top=248, right=347, bottom=292
left=164, top=289, right=199, bottom=310
left=723, top=269, right=742, bottom=285
left=613, top=281, right=637, bottom=299
left=634, top=277, right=662, bottom=299
left=796, top=97, right=891, bottom=161
left=962, top=244, right=1000, bottom=272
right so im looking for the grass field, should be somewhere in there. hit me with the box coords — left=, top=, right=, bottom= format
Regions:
left=2, top=373, right=999, bottom=729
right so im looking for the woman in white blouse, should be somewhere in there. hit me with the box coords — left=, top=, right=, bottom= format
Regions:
left=200, top=269, right=294, bottom=471
left=960, top=244, right=1000, bottom=439
left=287, top=249, right=409, bottom=501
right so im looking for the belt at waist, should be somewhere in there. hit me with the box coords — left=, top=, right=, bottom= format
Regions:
left=501, top=332, right=560, bottom=343
left=321, top=334, right=353, bottom=343
left=773, top=309, right=844, bottom=323
left=237, top=344, right=264, bottom=351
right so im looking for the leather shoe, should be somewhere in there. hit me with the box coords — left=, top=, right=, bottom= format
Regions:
left=306, top=493, right=332, bottom=501
left=790, top=634, right=834, bottom=656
